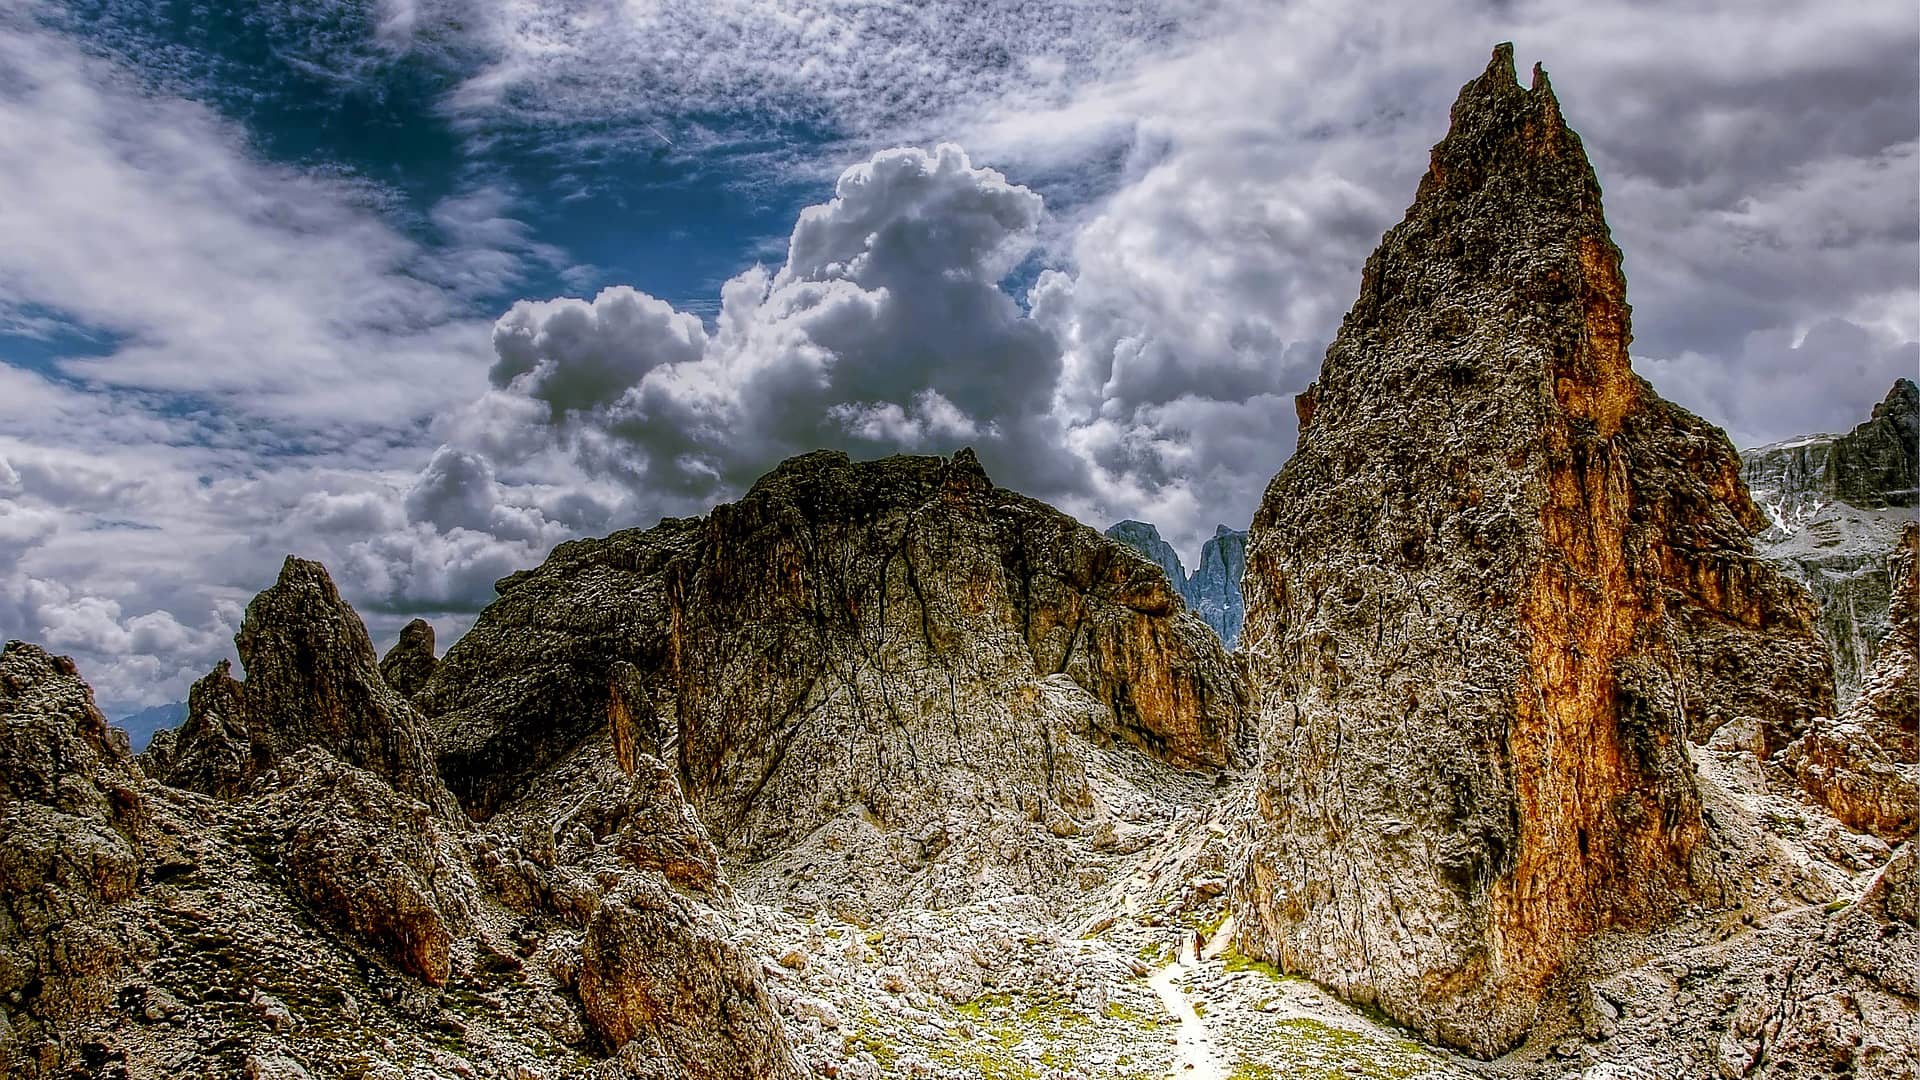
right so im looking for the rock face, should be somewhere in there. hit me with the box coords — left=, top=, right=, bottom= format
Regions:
left=379, top=618, right=439, bottom=700
left=1104, top=520, right=1188, bottom=593
left=1231, top=44, right=1832, bottom=1057
left=4, top=560, right=802, bottom=1079
left=150, top=557, right=454, bottom=814
left=1186, top=526, right=1248, bottom=647
left=1104, top=520, right=1248, bottom=646
left=1576, top=843, right=1917, bottom=1079
left=0, top=642, right=147, bottom=1075
left=1853, top=520, right=1919, bottom=760
left=1744, top=378, right=1920, bottom=705
left=1745, top=379, right=1919, bottom=528
left=1780, top=521, right=1918, bottom=838
left=424, top=450, right=1246, bottom=910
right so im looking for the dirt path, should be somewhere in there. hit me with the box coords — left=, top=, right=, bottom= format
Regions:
left=1147, top=933, right=1225, bottom=1080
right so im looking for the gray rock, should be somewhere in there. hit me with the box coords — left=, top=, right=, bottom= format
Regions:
left=1230, top=43, right=1831, bottom=1058
left=1186, top=526, right=1247, bottom=647
left=420, top=449, right=1247, bottom=917
left=1103, top=520, right=1189, bottom=593
left=153, top=557, right=456, bottom=814
left=1744, top=379, right=1920, bottom=707
left=378, top=618, right=438, bottom=701
left=1105, top=520, right=1248, bottom=646
left=0, top=642, right=148, bottom=1075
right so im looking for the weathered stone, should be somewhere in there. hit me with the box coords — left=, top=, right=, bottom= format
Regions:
left=1745, top=379, right=1919, bottom=529
left=1103, top=521, right=1187, bottom=593
left=578, top=886, right=800, bottom=1078
left=1778, top=716, right=1916, bottom=840
left=1231, top=44, right=1831, bottom=1057
left=1851, top=520, right=1919, bottom=760
left=3, top=563, right=796, bottom=1078
left=261, top=748, right=473, bottom=986
left=156, top=557, right=456, bottom=815
left=0, top=643, right=148, bottom=1075
left=1745, top=380, right=1920, bottom=705
left=379, top=619, right=439, bottom=700
left=422, top=449, right=1247, bottom=912
left=1779, top=521, right=1918, bottom=838
left=140, top=660, right=249, bottom=798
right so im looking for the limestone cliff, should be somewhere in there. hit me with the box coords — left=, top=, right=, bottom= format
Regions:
left=1744, top=378, right=1920, bottom=705
left=1780, top=521, right=1918, bottom=839
left=1231, top=44, right=1832, bottom=1057
left=1186, top=526, right=1248, bottom=647
left=1105, top=520, right=1248, bottom=646
left=424, top=450, right=1247, bottom=912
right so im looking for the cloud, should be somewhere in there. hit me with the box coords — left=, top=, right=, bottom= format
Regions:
left=456, top=144, right=1082, bottom=509
left=2, top=0, right=1914, bottom=711
left=490, top=288, right=707, bottom=417
left=437, top=0, right=1204, bottom=144
left=0, top=10, right=525, bottom=427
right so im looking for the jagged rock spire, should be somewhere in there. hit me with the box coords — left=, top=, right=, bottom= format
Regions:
left=1233, top=44, right=1831, bottom=1056
left=155, top=557, right=456, bottom=815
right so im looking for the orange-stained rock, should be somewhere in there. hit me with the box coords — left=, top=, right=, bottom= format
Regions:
left=1231, top=43, right=1832, bottom=1057
left=422, top=447, right=1247, bottom=913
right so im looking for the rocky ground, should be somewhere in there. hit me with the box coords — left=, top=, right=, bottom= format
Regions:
left=2, top=41, right=1913, bottom=1080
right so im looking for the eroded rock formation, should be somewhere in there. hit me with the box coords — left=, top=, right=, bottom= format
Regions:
left=1745, top=378, right=1920, bottom=704
left=1231, top=44, right=1832, bottom=1056
left=1779, top=521, right=1918, bottom=839
left=3, top=560, right=800, bottom=1079
left=150, top=557, right=453, bottom=813
left=0, top=643, right=148, bottom=1075
left=1186, top=526, right=1248, bottom=647
left=423, top=450, right=1246, bottom=913
left=379, top=618, right=439, bottom=700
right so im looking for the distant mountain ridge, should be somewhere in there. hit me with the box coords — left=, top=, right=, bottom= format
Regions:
left=114, top=700, right=185, bottom=751
left=1102, top=521, right=1247, bottom=645
left=1742, top=378, right=1919, bottom=705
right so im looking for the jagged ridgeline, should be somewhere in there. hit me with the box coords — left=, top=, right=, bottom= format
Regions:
left=2, top=42, right=1913, bottom=1080
left=1744, top=378, right=1920, bottom=705
left=1104, top=521, right=1248, bottom=646
left=1234, top=44, right=1835, bottom=1055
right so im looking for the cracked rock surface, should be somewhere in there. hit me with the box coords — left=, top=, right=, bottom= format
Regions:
left=1232, top=43, right=1835, bottom=1058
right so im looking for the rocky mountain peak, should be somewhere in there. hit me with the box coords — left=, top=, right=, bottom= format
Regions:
left=1103, top=520, right=1249, bottom=646
left=1236, top=43, right=1832, bottom=1056
left=151, top=556, right=454, bottom=814
left=422, top=448, right=1246, bottom=914
left=1103, top=520, right=1188, bottom=590
left=1743, top=377, right=1920, bottom=705
left=379, top=618, right=438, bottom=699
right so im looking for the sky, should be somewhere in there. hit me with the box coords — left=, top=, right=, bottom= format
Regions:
left=1, top=0, right=1915, bottom=717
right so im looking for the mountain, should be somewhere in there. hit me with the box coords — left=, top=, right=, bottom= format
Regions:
left=0, top=44, right=1912, bottom=1080
left=113, top=700, right=186, bottom=751
left=1102, top=520, right=1188, bottom=591
left=1234, top=43, right=1836, bottom=1056
left=1103, top=520, right=1248, bottom=646
left=421, top=450, right=1247, bottom=917
left=1743, top=378, right=1920, bottom=705
left=1185, top=526, right=1247, bottom=647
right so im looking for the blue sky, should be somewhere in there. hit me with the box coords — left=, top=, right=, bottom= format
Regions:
left=2, top=0, right=1915, bottom=715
